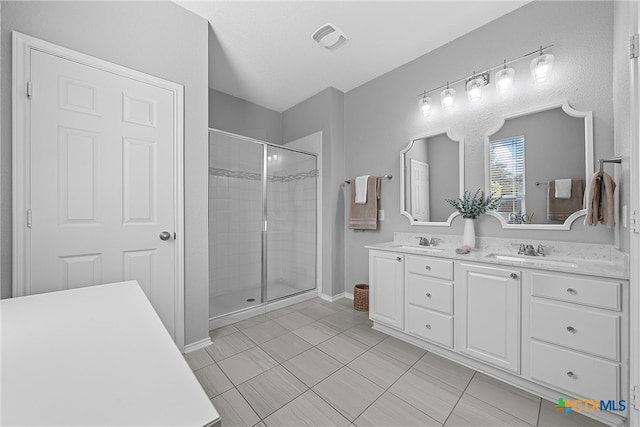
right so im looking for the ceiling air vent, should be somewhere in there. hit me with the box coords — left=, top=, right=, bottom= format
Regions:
left=312, top=23, right=348, bottom=51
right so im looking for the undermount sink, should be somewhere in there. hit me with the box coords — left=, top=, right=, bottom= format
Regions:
left=392, top=244, right=444, bottom=252
left=485, top=253, right=579, bottom=268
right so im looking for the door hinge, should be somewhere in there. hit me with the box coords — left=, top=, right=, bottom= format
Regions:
left=631, top=34, right=639, bottom=60
left=631, top=209, right=639, bottom=233
left=26, top=209, right=32, bottom=228
left=26, top=81, right=32, bottom=99
left=631, top=385, right=639, bottom=410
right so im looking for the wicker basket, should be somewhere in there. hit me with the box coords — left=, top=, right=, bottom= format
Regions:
left=353, top=284, right=369, bottom=311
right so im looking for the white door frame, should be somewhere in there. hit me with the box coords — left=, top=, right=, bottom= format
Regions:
left=12, top=32, right=185, bottom=350
left=629, top=2, right=640, bottom=424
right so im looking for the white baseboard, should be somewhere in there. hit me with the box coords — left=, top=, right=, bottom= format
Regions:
left=319, top=292, right=353, bottom=302
left=183, top=337, right=213, bottom=354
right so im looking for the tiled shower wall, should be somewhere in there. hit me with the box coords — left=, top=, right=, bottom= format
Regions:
left=266, top=152, right=317, bottom=299
left=209, top=133, right=263, bottom=299
left=209, top=131, right=317, bottom=312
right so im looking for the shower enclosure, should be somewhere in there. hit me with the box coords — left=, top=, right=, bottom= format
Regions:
left=208, top=129, right=318, bottom=319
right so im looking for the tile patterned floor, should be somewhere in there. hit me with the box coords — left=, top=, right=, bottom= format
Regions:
left=185, top=297, right=609, bottom=427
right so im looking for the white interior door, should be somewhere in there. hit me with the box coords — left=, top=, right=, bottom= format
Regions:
left=410, top=159, right=429, bottom=222
left=13, top=33, right=184, bottom=346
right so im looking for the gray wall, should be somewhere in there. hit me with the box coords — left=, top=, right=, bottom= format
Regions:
left=490, top=107, right=585, bottom=224
left=1, top=1, right=211, bottom=347
left=282, top=88, right=345, bottom=297
left=209, top=88, right=282, bottom=144
left=344, top=1, right=616, bottom=294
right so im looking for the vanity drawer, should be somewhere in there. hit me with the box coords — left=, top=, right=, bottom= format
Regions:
left=531, top=272, right=621, bottom=311
left=530, top=300, right=620, bottom=361
left=406, top=275, right=453, bottom=314
left=406, top=305, right=453, bottom=348
left=406, top=255, right=453, bottom=281
left=530, top=341, right=620, bottom=400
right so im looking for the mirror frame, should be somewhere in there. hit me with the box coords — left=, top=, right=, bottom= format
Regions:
left=400, top=129, right=465, bottom=226
left=483, top=101, right=594, bottom=230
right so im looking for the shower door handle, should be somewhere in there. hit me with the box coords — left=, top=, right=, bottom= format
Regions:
left=159, top=231, right=172, bottom=241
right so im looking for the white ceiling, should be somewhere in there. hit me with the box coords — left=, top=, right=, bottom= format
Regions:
left=176, top=1, right=531, bottom=112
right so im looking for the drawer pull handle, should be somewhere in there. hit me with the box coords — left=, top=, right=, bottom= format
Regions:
left=567, top=288, right=577, bottom=295
left=566, top=371, right=577, bottom=379
left=566, top=326, right=577, bottom=333
left=510, top=273, right=518, bottom=279
left=426, top=292, right=432, bottom=298
left=425, top=266, right=432, bottom=271
left=396, top=257, right=402, bottom=262
left=425, top=324, right=432, bottom=329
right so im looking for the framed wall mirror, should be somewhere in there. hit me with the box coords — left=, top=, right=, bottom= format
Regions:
left=484, top=102, right=593, bottom=230
left=400, top=129, right=464, bottom=226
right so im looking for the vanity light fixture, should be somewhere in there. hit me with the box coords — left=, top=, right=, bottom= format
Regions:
left=495, top=60, right=515, bottom=94
left=416, top=44, right=553, bottom=117
left=465, top=72, right=490, bottom=102
left=419, top=92, right=432, bottom=117
left=440, top=82, right=455, bottom=110
left=530, top=46, right=554, bottom=82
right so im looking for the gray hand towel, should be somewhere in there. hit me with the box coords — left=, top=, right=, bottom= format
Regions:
left=585, top=171, right=616, bottom=227
left=348, top=176, right=381, bottom=230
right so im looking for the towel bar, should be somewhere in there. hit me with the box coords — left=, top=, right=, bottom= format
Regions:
left=344, top=174, right=392, bottom=184
left=598, top=156, right=622, bottom=173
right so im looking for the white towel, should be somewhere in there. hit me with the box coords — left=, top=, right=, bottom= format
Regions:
left=355, top=175, right=370, bottom=204
left=555, top=179, right=572, bottom=199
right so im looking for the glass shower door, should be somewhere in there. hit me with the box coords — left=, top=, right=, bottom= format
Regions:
left=265, top=145, right=317, bottom=301
left=209, top=131, right=264, bottom=318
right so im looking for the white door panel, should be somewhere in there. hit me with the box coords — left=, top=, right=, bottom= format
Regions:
left=28, top=49, right=176, bottom=337
left=410, top=159, right=429, bottom=222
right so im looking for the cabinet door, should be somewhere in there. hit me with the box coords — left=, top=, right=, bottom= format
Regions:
left=457, top=263, right=521, bottom=373
left=369, top=251, right=404, bottom=329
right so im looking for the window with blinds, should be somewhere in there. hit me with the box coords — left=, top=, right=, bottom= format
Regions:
left=489, top=136, right=526, bottom=215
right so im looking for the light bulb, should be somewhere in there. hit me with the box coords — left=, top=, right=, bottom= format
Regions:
left=467, top=77, right=483, bottom=102
left=419, top=94, right=432, bottom=117
left=530, top=52, right=554, bottom=83
left=440, top=87, right=455, bottom=110
left=495, top=64, right=515, bottom=94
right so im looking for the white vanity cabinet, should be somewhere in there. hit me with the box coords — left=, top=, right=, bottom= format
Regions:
left=527, top=271, right=626, bottom=402
left=369, top=250, right=404, bottom=330
left=456, top=263, right=521, bottom=374
left=405, top=255, right=455, bottom=348
left=366, top=245, right=629, bottom=427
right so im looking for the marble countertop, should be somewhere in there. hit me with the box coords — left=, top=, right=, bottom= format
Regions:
left=366, top=234, right=629, bottom=280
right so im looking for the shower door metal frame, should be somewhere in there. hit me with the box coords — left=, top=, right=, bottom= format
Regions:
left=208, top=128, right=318, bottom=313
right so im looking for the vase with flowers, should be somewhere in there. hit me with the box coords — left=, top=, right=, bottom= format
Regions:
left=446, top=189, right=502, bottom=248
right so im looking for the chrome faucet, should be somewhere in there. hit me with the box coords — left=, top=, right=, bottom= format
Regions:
left=518, top=243, right=538, bottom=256
left=417, top=237, right=430, bottom=246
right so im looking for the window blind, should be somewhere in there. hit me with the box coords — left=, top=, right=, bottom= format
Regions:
left=489, top=136, right=526, bottom=214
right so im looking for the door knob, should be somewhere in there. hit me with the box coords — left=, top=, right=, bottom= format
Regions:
left=159, top=231, right=172, bottom=241
left=510, top=273, right=518, bottom=279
